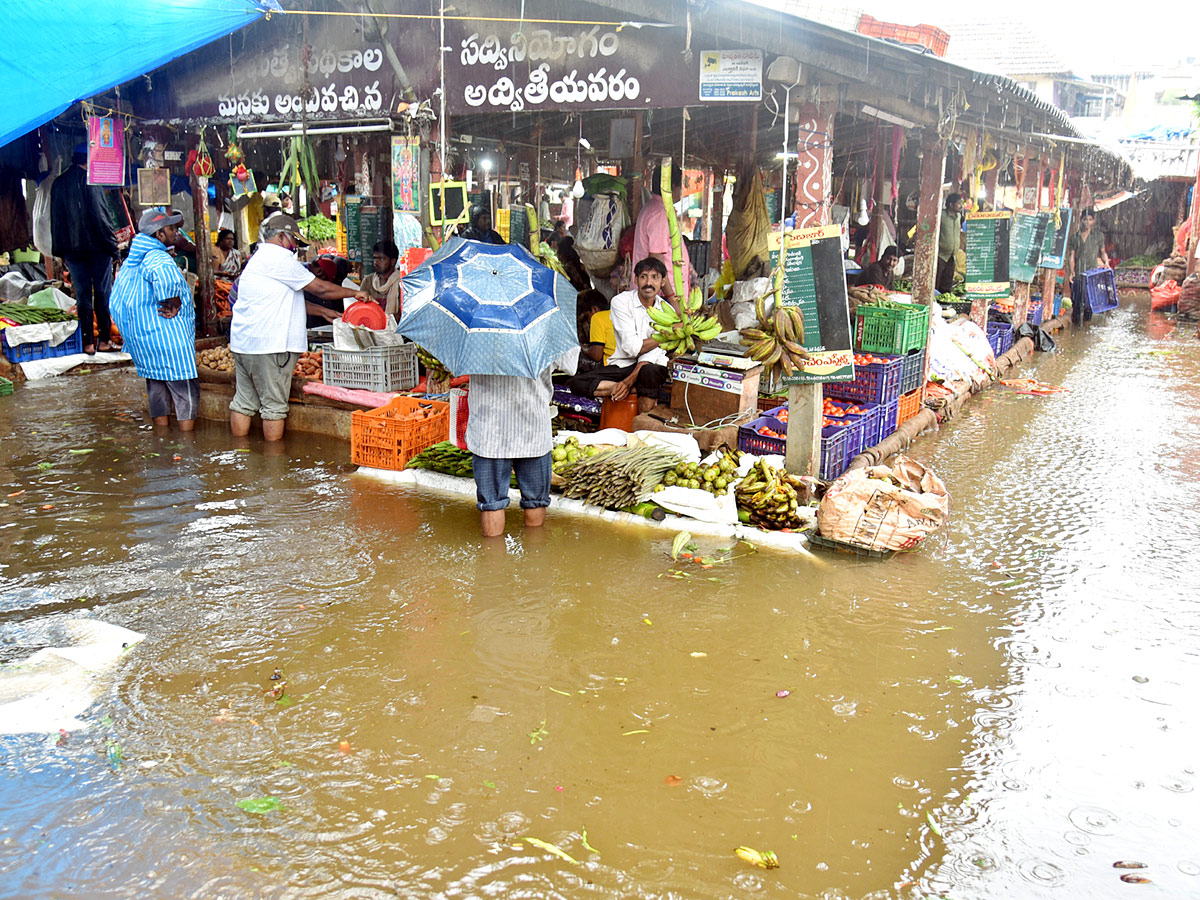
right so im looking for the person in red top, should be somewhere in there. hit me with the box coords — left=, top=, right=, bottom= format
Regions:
left=629, top=161, right=692, bottom=303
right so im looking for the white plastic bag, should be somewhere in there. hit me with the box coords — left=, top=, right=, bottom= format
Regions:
left=332, top=315, right=404, bottom=349
left=32, top=174, right=55, bottom=258
left=575, top=192, right=628, bottom=275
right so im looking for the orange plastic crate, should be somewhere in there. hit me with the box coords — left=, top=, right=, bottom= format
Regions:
left=351, top=396, right=449, bottom=470
left=896, top=389, right=923, bottom=426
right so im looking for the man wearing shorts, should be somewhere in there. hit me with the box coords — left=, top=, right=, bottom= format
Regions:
left=465, top=347, right=579, bottom=537
left=229, top=215, right=365, bottom=441
left=110, top=208, right=200, bottom=430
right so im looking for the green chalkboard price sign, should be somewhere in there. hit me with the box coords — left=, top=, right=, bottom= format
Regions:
left=767, top=224, right=854, bottom=385
left=1040, top=207, right=1072, bottom=268
left=344, top=196, right=362, bottom=263
left=965, top=211, right=1011, bottom=299
left=1009, top=210, right=1051, bottom=284
left=359, top=205, right=382, bottom=276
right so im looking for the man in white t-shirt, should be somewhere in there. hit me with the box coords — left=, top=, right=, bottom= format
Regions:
left=566, top=257, right=670, bottom=413
left=229, top=214, right=366, bottom=441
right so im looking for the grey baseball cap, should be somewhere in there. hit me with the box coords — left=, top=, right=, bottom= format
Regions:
left=263, top=213, right=310, bottom=245
left=138, top=208, right=183, bottom=234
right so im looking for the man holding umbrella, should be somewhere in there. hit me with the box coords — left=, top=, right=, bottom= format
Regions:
left=398, top=239, right=582, bottom=536
left=466, top=345, right=578, bottom=537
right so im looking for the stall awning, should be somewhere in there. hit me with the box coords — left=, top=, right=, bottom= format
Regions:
left=1, top=0, right=278, bottom=149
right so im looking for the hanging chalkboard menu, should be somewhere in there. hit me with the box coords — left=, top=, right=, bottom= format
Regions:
left=1039, top=212, right=1057, bottom=269
left=359, top=205, right=382, bottom=275
left=1039, top=207, right=1072, bottom=269
left=344, top=196, right=362, bottom=263
left=767, top=224, right=854, bottom=385
left=1009, top=210, right=1051, bottom=283
left=964, top=211, right=1011, bottom=299
left=508, top=207, right=529, bottom=249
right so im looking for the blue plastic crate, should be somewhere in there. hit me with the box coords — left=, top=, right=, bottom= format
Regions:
left=1080, top=267, right=1118, bottom=314
left=986, top=322, right=1012, bottom=358
left=898, top=349, right=925, bottom=394
left=739, top=413, right=862, bottom=482
left=1, top=325, right=83, bottom=363
left=873, top=396, right=900, bottom=442
left=1053, top=295, right=1063, bottom=318
left=738, top=415, right=787, bottom=456
left=1026, top=295, right=1044, bottom=326
left=824, top=355, right=903, bottom=404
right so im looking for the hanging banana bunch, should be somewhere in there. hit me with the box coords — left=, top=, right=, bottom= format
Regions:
left=739, top=229, right=810, bottom=378
left=647, top=286, right=722, bottom=355
left=523, top=203, right=567, bottom=279
left=647, top=158, right=721, bottom=356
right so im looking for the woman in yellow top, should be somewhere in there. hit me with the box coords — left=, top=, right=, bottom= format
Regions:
left=579, top=290, right=615, bottom=364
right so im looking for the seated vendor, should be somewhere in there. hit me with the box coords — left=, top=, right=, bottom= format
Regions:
left=854, top=245, right=899, bottom=290
left=574, top=289, right=613, bottom=376
left=213, top=228, right=243, bottom=277
left=566, top=257, right=670, bottom=414
left=364, top=239, right=403, bottom=319
left=304, top=257, right=346, bottom=328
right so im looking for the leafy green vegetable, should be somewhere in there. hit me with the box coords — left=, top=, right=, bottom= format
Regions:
left=236, top=796, right=283, bottom=814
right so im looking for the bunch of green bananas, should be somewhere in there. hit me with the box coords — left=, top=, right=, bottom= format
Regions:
left=739, top=296, right=810, bottom=378
left=416, top=346, right=452, bottom=382
left=647, top=288, right=722, bottom=356
left=406, top=441, right=472, bottom=477
left=735, top=458, right=806, bottom=530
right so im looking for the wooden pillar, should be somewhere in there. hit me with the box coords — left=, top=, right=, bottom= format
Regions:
left=1012, top=281, right=1030, bottom=328
left=630, top=111, right=645, bottom=220
left=784, top=102, right=834, bottom=478
left=709, top=168, right=724, bottom=271
left=191, top=172, right=218, bottom=337
left=984, top=167, right=999, bottom=209
left=912, top=129, right=945, bottom=305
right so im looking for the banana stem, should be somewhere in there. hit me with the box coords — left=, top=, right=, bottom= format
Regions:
left=659, top=158, right=686, bottom=303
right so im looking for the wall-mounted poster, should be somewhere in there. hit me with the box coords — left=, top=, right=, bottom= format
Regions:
left=87, top=116, right=125, bottom=185
left=391, top=136, right=420, bottom=214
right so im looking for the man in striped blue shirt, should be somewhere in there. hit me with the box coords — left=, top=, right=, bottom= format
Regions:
left=110, top=209, right=200, bottom=431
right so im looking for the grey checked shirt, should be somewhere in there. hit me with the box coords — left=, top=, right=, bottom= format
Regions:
left=465, top=347, right=579, bottom=459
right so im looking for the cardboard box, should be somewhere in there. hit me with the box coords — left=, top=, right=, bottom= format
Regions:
left=668, top=357, right=762, bottom=425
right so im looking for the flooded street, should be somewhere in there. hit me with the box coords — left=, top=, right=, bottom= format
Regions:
left=1, top=297, right=1198, bottom=899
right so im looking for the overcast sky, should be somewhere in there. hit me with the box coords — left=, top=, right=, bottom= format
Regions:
left=763, top=0, right=1195, bottom=73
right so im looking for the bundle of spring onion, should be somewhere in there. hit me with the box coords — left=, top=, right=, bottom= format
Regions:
left=561, top=442, right=684, bottom=509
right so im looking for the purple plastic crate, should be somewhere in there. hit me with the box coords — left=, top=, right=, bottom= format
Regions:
left=820, top=425, right=851, bottom=481
left=874, top=396, right=899, bottom=442
left=1026, top=297, right=1045, bottom=326
left=824, top=355, right=902, bottom=404
left=1, top=325, right=83, bottom=363
left=738, top=415, right=787, bottom=456
left=1081, top=267, right=1118, bottom=313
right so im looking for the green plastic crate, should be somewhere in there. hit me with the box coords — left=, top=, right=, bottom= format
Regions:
left=855, top=303, right=930, bottom=354
left=0, top=376, right=12, bottom=396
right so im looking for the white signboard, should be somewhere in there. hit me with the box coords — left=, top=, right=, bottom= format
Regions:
left=699, top=49, right=762, bottom=102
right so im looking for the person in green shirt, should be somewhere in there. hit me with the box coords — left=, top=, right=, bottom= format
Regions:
left=936, top=193, right=963, bottom=294
left=1067, top=208, right=1108, bottom=324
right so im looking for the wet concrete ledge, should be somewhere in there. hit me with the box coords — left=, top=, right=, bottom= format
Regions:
left=357, top=467, right=818, bottom=555
left=848, top=315, right=1069, bottom=470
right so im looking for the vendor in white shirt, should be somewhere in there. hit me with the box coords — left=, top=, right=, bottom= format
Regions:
left=567, top=257, right=670, bottom=414
left=229, top=214, right=368, bottom=442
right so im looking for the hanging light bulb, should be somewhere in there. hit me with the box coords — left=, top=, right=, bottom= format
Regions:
left=571, top=167, right=585, bottom=198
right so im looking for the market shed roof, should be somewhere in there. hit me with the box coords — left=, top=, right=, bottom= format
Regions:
left=938, top=21, right=1074, bottom=78
left=1, top=0, right=278, bottom=148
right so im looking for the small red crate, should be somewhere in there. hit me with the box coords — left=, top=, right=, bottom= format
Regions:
left=351, top=396, right=449, bottom=470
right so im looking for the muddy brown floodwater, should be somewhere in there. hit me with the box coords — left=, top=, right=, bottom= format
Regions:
left=1, top=295, right=1198, bottom=899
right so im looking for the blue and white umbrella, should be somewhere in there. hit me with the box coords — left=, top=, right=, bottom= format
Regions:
left=399, top=238, right=579, bottom=378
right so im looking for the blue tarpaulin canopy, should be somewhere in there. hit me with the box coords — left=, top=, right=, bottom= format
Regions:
left=2, top=0, right=279, bottom=148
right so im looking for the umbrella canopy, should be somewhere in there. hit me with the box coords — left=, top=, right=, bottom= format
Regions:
left=399, top=238, right=579, bottom=378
